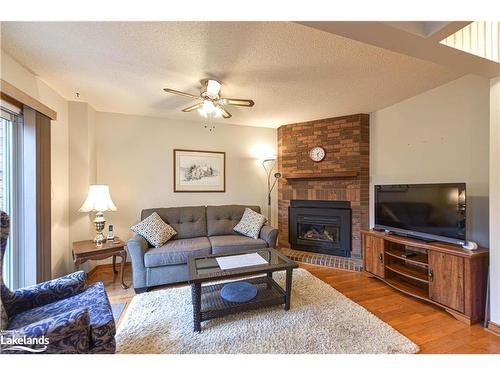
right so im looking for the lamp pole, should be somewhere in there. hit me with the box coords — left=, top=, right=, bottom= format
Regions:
left=262, top=159, right=281, bottom=226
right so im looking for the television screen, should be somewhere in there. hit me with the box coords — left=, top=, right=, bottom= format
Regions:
left=374, top=183, right=466, bottom=244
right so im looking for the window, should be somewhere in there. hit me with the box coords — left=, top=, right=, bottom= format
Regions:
left=441, top=21, right=500, bottom=63
left=1, top=104, right=23, bottom=289
left=0, top=85, right=54, bottom=286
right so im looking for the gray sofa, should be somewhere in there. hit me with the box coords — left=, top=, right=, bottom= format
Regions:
left=127, top=205, right=278, bottom=293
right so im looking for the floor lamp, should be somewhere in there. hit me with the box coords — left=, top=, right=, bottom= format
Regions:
left=262, top=158, right=281, bottom=225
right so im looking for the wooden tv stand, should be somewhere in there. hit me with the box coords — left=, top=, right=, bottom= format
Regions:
left=361, top=230, right=489, bottom=325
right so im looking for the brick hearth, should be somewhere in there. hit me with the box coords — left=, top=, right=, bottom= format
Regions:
left=280, top=248, right=363, bottom=271
left=277, top=114, right=369, bottom=260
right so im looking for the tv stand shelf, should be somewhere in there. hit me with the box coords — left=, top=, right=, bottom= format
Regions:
left=385, top=263, right=429, bottom=284
left=385, top=277, right=429, bottom=300
left=385, top=249, right=429, bottom=267
left=362, top=230, right=488, bottom=325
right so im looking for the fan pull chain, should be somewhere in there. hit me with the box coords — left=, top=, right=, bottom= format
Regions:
left=203, top=110, right=216, bottom=132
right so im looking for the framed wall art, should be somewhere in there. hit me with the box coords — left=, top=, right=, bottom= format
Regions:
left=173, top=149, right=226, bottom=192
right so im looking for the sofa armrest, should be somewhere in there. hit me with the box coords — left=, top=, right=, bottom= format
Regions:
left=3, top=271, right=87, bottom=317
left=2, top=308, right=90, bottom=354
left=127, top=234, right=150, bottom=290
left=259, top=225, right=279, bottom=248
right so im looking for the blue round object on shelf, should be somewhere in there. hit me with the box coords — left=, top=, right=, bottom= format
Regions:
left=220, top=281, right=258, bottom=303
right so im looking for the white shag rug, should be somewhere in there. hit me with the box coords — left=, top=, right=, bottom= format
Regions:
left=116, top=269, right=419, bottom=354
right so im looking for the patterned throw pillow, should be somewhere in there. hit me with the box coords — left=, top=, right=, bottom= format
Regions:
left=130, top=212, right=177, bottom=248
left=233, top=208, right=267, bottom=239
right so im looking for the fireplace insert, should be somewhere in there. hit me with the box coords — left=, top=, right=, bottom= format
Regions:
left=289, top=200, right=351, bottom=257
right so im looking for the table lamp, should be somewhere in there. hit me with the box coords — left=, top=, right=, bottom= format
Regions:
left=79, top=185, right=117, bottom=244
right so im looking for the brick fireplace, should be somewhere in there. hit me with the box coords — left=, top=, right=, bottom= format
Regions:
left=277, top=114, right=369, bottom=261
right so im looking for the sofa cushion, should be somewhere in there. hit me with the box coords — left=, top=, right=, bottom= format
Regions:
left=7, top=282, right=115, bottom=352
left=4, top=308, right=91, bottom=354
left=209, top=235, right=267, bottom=255
left=144, top=236, right=211, bottom=267
left=141, top=206, right=207, bottom=240
left=206, top=205, right=261, bottom=236
left=233, top=208, right=267, bottom=239
left=131, top=212, right=177, bottom=247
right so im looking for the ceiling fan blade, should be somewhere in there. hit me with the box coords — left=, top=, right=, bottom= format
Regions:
left=220, top=107, right=232, bottom=119
left=221, top=98, right=255, bottom=107
left=163, top=88, right=199, bottom=99
left=206, top=80, right=222, bottom=99
left=181, top=102, right=203, bottom=112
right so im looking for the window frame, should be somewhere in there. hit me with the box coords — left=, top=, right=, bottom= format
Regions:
left=1, top=105, right=24, bottom=289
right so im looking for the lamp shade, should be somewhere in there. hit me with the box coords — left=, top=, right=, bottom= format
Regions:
left=79, top=185, right=117, bottom=213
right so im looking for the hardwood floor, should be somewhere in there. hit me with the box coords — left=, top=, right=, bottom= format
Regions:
left=89, top=262, right=500, bottom=353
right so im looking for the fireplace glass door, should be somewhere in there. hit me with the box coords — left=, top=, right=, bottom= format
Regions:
left=289, top=202, right=352, bottom=257
left=298, top=223, right=340, bottom=245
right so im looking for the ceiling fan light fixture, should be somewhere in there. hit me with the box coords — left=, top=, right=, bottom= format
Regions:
left=163, top=79, right=252, bottom=121
left=198, top=100, right=216, bottom=117
left=206, top=79, right=222, bottom=99
left=198, top=100, right=224, bottom=118
left=213, top=106, right=224, bottom=118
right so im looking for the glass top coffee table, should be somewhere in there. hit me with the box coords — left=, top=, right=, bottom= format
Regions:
left=187, top=248, right=297, bottom=332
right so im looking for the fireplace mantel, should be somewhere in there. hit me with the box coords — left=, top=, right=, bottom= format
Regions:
left=283, top=171, right=358, bottom=181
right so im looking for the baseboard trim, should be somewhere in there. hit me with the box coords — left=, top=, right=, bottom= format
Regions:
left=87, top=262, right=132, bottom=279
left=486, top=321, right=500, bottom=337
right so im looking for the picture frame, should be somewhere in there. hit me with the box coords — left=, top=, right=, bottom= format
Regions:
left=173, top=149, right=226, bottom=192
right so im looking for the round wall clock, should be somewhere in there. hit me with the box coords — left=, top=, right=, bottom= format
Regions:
left=309, top=146, right=326, bottom=162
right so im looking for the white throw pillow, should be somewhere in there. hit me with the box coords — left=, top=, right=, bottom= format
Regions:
left=130, top=212, right=177, bottom=248
left=233, top=208, right=267, bottom=239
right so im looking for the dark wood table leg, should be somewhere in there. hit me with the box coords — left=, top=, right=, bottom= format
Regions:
left=119, top=251, right=128, bottom=289
left=285, top=268, right=293, bottom=310
left=192, top=282, right=202, bottom=332
left=267, top=272, right=273, bottom=289
left=112, top=255, right=118, bottom=274
left=73, top=258, right=81, bottom=272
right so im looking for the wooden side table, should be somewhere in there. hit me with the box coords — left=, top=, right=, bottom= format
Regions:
left=72, top=238, right=129, bottom=289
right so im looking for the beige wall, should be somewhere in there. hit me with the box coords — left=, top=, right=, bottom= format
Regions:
left=1, top=48, right=278, bottom=275
left=3, top=46, right=493, bottom=311
left=1, top=50, right=71, bottom=278
left=489, top=76, right=500, bottom=324
left=68, top=102, right=97, bottom=243
left=370, top=74, right=490, bottom=247
left=95, top=112, right=278, bottom=244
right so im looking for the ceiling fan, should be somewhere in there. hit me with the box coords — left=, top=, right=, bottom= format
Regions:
left=163, top=79, right=254, bottom=119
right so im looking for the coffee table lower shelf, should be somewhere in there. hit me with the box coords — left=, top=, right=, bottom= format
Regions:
left=191, top=276, right=287, bottom=332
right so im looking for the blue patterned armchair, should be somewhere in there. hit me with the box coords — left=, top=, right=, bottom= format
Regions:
left=0, top=211, right=116, bottom=354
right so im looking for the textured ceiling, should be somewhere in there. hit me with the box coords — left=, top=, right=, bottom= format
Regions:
left=0, top=22, right=462, bottom=128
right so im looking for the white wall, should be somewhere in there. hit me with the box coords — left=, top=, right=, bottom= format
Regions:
left=1, top=50, right=71, bottom=278
left=489, top=76, right=500, bottom=325
left=95, top=112, right=278, bottom=243
left=370, top=74, right=490, bottom=247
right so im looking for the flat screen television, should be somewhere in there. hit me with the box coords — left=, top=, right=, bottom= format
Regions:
left=374, top=183, right=466, bottom=245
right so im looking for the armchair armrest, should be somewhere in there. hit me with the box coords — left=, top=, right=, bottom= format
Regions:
left=1, top=308, right=90, bottom=354
left=3, top=271, right=87, bottom=317
left=259, top=225, right=279, bottom=248
left=127, top=234, right=149, bottom=290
